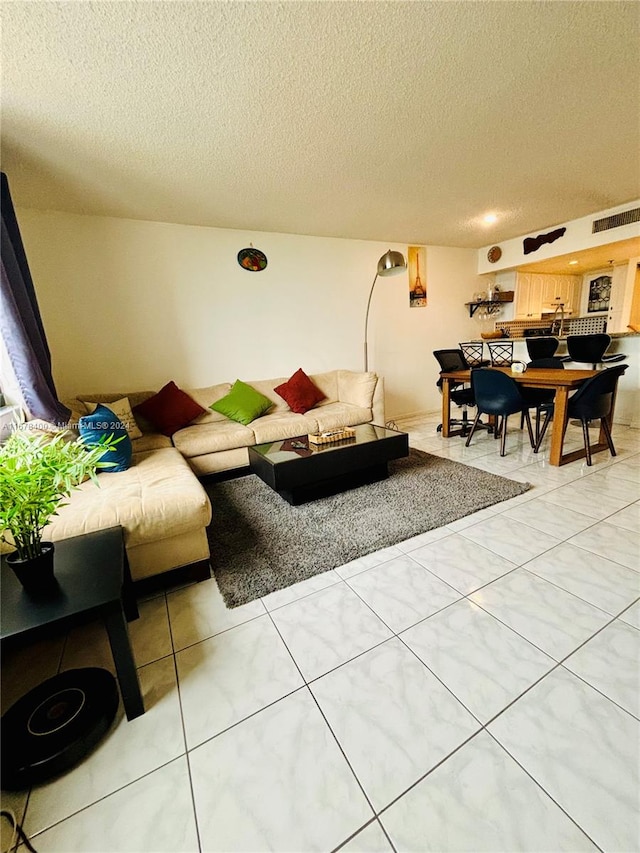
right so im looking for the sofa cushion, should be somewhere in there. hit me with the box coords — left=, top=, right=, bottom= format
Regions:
left=274, top=368, right=326, bottom=414
left=172, top=420, right=256, bottom=457
left=306, top=402, right=372, bottom=433
left=133, top=381, right=207, bottom=436
left=81, top=396, right=143, bottom=441
left=249, top=413, right=318, bottom=444
left=308, top=371, right=339, bottom=406
left=337, top=370, right=378, bottom=408
left=185, top=384, right=233, bottom=424
left=42, top=447, right=211, bottom=547
left=131, top=433, right=173, bottom=453
left=78, top=404, right=132, bottom=472
left=242, top=377, right=290, bottom=414
left=210, top=380, right=273, bottom=425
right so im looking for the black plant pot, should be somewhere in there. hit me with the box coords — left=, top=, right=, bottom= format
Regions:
left=7, top=542, right=57, bottom=594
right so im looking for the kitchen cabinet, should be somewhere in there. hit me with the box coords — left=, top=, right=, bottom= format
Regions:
left=515, top=273, right=582, bottom=319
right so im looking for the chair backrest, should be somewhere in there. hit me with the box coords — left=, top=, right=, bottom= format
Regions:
left=471, top=368, right=526, bottom=416
left=527, top=357, right=566, bottom=370
left=487, top=340, right=514, bottom=366
left=433, top=348, right=468, bottom=373
left=567, top=365, right=627, bottom=420
left=566, top=334, right=611, bottom=364
left=526, top=337, right=559, bottom=361
left=459, top=341, right=484, bottom=366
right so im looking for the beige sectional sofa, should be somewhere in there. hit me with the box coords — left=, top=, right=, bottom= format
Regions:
left=43, top=370, right=383, bottom=583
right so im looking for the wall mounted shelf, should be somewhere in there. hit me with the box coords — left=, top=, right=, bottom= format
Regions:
left=465, top=301, right=503, bottom=318
left=465, top=292, right=514, bottom=318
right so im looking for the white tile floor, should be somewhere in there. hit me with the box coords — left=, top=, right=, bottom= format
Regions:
left=2, top=415, right=639, bottom=853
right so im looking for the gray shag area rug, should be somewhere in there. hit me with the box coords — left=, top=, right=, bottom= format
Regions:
left=206, top=448, right=530, bottom=608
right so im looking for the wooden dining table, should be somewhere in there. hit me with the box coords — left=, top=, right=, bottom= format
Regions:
left=439, top=366, right=623, bottom=466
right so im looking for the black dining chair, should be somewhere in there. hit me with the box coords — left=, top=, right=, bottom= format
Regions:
left=520, top=357, right=566, bottom=442
left=459, top=341, right=489, bottom=367
left=465, top=368, right=535, bottom=456
left=433, top=349, right=489, bottom=437
left=534, top=364, right=628, bottom=465
left=525, top=337, right=560, bottom=361
left=487, top=340, right=514, bottom=366
left=564, top=334, right=626, bottom=369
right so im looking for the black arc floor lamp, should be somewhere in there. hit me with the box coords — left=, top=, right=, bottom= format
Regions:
left=363, top=250, right=407, bottom=371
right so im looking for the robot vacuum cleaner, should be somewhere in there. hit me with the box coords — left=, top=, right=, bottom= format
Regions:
left=1, top=667, right=119, bottom=790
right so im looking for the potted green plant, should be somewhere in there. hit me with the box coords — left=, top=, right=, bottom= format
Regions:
left=0, top=429, right=119, bottom=592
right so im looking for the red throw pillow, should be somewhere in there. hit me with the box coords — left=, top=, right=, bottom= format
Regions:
left=274, top=368, right=325, bottom=414
left=133, top=381, right=206, bottom=436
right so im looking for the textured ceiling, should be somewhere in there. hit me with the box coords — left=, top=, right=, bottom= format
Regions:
left=2, top=1, right=639, bottom=248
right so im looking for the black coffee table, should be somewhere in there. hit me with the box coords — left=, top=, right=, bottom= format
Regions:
left=1, top=527, right=144, bottom=721
left=248, top=423, right=409, bottom=505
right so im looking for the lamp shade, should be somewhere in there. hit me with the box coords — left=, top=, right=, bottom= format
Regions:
left=377, top=250, right=406, bottom=277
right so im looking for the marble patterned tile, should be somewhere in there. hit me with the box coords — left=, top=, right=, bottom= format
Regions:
left=606, top=501, right=640, bottom=533
left=380, top=731, right=598, bottom=852
left=269, top=583, right=392, bottom=682
left=345, top=555, right=461, bottom=633
left=568, top=521, right=640, bottom=571
left=598, top=457, right=640, bottom=484
left=60, top=618, right=116, bottom=674
left=445, top=505, right=500, bottom=532
left=410, top=534, right=518, bottom=594
left=459, top=515, right=561, bottom=564
left=166, top=576, right=266, bottom=651
left=127, top=595, right=173, bottom=666
left=25, top=656, right=185, bottom=836
left=577, top=470, right=640, bottom=503
left=190, top=688, right=373, bottom=852
left=176, top=614, right=304, bottom=748
left=335, top=545, right=404, bottom=580
left=538, top=481, right=632, bottom=520
left=310, top=638, right=479, bottom=811
left=401, top=599, right=555, bottom=723
left=503, top=497, right=595, bottom=539
left=395, top=527, right=452, bottom=553
left=489, top=667, right=640, bottom=852
left=563, top=619, right=640, bottom=717
left=0, top=789, right=28, bottom=853
left=338, top=821, right=393, bottom=852
left=30, top=757, right=198, bottom=852
left=524, top=542, right=640, bottom=615
left=260, top=569, right=342, bottom=611
left=1, top=632, right=65, bottom=713
left=469, top=569, right=610, bottom=660
left=619, top=600, right=640, bottom=628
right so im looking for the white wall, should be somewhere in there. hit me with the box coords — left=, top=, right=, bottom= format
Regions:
left=477, top=201, right=640, bottom=275
left=16, top=210, right=487, bottom=419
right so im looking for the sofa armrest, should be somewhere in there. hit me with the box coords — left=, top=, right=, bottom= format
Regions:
left=372, top=375, right=385, bottom=425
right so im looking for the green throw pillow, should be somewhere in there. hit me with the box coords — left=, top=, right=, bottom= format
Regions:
left=210, top=380, right=273, bottom=425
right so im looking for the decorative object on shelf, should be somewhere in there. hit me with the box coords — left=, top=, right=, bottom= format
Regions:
left=237, top=245, right=268, bottom=271
left=523, top=227, right=566, bottom=255
left=487, top=246, right=502, bottom=263
left=363, top=249, right=407, bottom=370
left=0, top=430, right=119, bottom=593
left=408, top=246, right=427, bottom=308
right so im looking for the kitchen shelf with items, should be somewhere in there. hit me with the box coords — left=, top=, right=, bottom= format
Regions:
left=465, top=288, right=514, bottom=318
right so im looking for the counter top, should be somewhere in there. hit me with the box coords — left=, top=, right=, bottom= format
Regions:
left=488, top=331, right=640, bottom=342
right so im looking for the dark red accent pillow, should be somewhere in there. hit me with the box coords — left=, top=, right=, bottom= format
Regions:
left=133, top=381, right=206, bottom=436
left=274, top=369, right=326, bottom=414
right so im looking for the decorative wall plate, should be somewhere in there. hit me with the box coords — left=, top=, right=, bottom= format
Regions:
left=237, top=247, right=268, bottom=271
left=487, top=246, right=502, bottom=263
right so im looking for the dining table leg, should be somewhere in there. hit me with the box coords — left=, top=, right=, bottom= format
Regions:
left=441, top=378, right=451, bottom=438
left=548, top=386, right=570, bottom=466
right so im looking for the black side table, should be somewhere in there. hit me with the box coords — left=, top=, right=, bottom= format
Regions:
left=1, top=527, right=144, bottom=720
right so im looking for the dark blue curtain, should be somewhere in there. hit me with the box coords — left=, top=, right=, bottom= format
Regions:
left=1, top=172, right=70, bottom=425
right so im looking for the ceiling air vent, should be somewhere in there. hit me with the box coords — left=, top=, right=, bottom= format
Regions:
left=592, top=207, right=640, bottom=233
